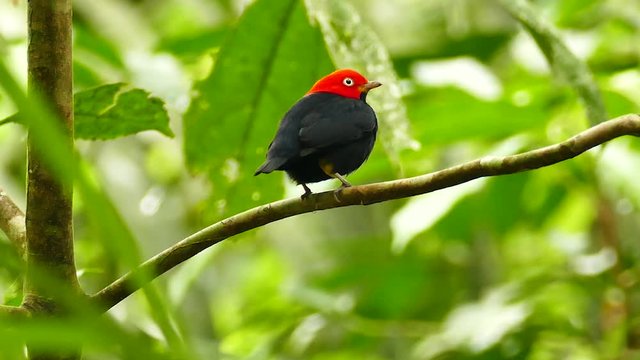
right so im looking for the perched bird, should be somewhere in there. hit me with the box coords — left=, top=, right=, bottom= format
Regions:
left=254, top=69, right=381, bottom=197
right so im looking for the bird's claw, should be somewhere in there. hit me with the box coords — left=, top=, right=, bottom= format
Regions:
left=332, top=184, right=350, bottom=202
left=332, top=189, right=342, bottom=202
left=333, top=173, right=352, bottom=188
left=300, top=184, right=313, bottom=200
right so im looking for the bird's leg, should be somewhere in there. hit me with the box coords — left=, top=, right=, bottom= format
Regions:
left=301, top=183, right=313, bottom=199
left=333, top=173, right=352, bottom=188
left=331, top=173, right=353, bottom=202
left=319, top=159, right=352, bottom=190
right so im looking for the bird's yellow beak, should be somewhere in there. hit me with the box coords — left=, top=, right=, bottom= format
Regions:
left=359, top=81, right=382, bottom=93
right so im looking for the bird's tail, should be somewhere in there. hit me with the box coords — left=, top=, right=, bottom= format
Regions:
left=254, top=157, right=286, bottom=176
left=254, top=162, right=271, bottom=176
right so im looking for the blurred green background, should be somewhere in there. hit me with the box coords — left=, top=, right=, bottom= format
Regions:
left=1, top=0, right=640, bottom=359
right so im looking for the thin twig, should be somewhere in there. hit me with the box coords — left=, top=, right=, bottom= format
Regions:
left=92, top=113, right=640, bottom=311
left=0, top=187, right=26, bottom=257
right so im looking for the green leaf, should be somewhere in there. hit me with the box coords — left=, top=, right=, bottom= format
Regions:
left=183, top=0, right=333, bottom=215
left=304, top=0, right=418, bottom=172
left=498, top=0, right=607, bottom=126
left=74, top=83, right=174, bottom=140
left=405, top=86, right=550, bottom=146
left=156, top=28, right=228, bottom=59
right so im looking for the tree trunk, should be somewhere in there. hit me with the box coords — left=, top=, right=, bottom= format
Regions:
left=24, top=0, right=79, bottom=358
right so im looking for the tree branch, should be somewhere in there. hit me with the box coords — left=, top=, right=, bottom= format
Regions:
left=92, top=113, right=640, bottom=311
left=0, top=187, right=26, bottom=257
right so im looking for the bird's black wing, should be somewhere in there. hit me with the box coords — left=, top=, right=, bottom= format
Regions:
left=298, top=94, right=377, bottom=157
left=255, top=95, right=314, bottom=174
left=255, top=93, right=377, bottom=175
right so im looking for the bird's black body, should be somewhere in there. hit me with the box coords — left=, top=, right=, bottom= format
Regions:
left=254, top=92, right=377, bottom=186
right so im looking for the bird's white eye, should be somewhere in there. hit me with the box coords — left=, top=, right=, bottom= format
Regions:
left=343, top=77, right=354, bottom=86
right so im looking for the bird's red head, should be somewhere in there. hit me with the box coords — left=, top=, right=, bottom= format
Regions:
left=307, top=69, right=382, bottom=100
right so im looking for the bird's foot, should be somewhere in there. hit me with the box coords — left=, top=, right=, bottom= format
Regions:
left=333, top=189, right=349, bottom=202
left=300, top=184, right=313, bottom=200
left=332, top=174, right=353, bottom=202
left=332, top=184, right=350, bottom=202
left=334, top=173, right=351, bottom=188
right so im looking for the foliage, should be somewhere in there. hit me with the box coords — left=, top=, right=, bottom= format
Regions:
left=0, top=84, right=173, bottom=139
left=75, top=83, right=174, bottom=140
left=0, top=0, right=639, bottom=359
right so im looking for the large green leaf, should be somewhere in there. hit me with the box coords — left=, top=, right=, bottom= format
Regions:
left=498, top=0, right=607, bottom=126
left=74, top=83, right=174, bottom=140
left=183, top=0, right=333, bottom=216
left=1, top=83, right=173, bottom=139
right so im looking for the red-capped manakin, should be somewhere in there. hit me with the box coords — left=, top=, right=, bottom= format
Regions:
left=254, top=69, right=382, bottom=197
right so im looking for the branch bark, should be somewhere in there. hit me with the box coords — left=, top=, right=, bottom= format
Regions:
left=92, top=113, right=640, bottom=310
left=0, top=187, right=26, bottom=257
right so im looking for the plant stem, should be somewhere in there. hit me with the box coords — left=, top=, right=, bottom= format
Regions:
left=0, top=187, right=26, bottom=257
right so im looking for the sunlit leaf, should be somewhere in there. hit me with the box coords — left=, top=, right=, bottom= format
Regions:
left=74, top=83, right=174, bottom=140
left=498, top=0, right=606, bottom=126
left=412, top=286, right=530, bottom=358
left=391, top=180, right=485, bottom=253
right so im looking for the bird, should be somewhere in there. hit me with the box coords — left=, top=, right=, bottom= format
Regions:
left=254, top=69, right=382, bottom=198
